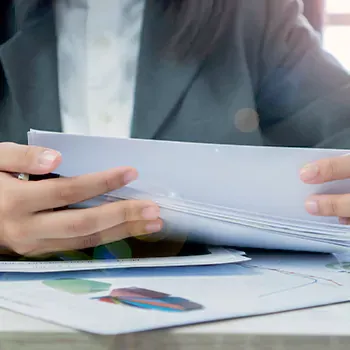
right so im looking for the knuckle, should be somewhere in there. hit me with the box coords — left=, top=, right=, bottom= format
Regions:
left=66, top=215, right=97, bottom=236
left=55, top=180, right=81, bottom=204
left=102, top=174, right=118, bottom=193
left=121, top=205, right=129, bottom=222
left=320, top=198, right=339, bottom=216
left=21, top=146, right=38, bottom=168
left=118, top=201, right=136, bottom=222
left=323, top=159, right=337, bottom=181
left=81, top=233, right=102, bottom=249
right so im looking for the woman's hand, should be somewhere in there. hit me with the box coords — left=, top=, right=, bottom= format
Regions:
left=300, top=155, right=350, bottom=224
left=0, top=142, right=162, bottom=256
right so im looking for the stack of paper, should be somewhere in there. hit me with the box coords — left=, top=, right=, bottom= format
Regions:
left=0, top=248, right=249, bottom=273
left=28, top=130, right=350, bottom=254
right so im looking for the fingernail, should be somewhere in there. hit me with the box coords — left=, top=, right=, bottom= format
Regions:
left=123, top=170, right=137, bottom=184
left=300, top=164, right=319, bottom=182
left=145, top=222, right=162, bottom=233
left=38, top=150, right=60, bottom=168
left=142, top=206, right=160, bottom=220
left=305, top=200, right=319, bottom=215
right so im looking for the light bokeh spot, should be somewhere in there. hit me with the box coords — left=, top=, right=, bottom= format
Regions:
left=234, top=108, right=260, bottom=132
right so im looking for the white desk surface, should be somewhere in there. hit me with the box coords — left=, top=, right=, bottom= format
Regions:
left=0, top=302, right=349, bottom=350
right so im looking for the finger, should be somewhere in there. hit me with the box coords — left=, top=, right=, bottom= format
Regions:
left=28, top=199, right=160, bottom=239
left=300, top=155, right=350, bottom=184
left=305, top=194, right=350, bottom=217
left=0, top=143, right=61, bottom=174
left=28, top=219, right=163, bottom=256
left=25, top=166, right=138, bottom=211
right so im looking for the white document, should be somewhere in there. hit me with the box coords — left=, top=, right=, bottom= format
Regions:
left=0, top=253, right=348, bottom=334
left=0, top=248, right=248, bottom=273
left=27, top=130, right=350, bottom=253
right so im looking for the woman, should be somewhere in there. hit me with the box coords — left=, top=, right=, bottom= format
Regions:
left=0, top=0, right=349, bottom=256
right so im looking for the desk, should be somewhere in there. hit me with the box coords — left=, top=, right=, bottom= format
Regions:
left=0, top=302, right=349, bottom=350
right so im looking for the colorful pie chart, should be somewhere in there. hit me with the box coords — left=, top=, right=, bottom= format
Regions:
left=94, top=287, right=203, bottom=312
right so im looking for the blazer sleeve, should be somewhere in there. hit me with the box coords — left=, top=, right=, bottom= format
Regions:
left=256, top=0, right=350, bottom=148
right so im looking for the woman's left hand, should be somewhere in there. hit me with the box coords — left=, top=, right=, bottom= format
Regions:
left=300, top=155, right=350, bottom=224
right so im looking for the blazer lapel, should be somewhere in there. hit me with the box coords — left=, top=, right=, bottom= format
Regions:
left=131, top=0, right=201, bottom=139
left=0, top=0, right=61, bottom=133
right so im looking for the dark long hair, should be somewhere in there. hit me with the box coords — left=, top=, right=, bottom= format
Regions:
left=161, top=0, right=237, bottom=59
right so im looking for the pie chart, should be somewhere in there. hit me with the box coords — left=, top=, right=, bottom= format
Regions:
left=94, top=287, right=203, bottom=312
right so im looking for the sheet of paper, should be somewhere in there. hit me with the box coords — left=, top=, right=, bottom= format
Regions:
left=0, top=248, right=248, bottom=273
left=0, top=252, right=348, bottom=334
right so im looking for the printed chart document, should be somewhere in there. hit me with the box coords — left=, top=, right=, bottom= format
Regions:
left=28, top=130, right=350, bottom=253
left=0, top=252, right=348, bottom=334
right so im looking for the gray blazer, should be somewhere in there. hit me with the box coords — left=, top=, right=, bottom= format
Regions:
left=1, top=0, right=350, bottom=148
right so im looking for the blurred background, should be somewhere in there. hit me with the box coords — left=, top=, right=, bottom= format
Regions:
left=307, top=0, right=350, bottom=70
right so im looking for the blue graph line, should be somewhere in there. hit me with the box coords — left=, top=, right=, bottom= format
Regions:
left=240, top=263, right=341, bottom=298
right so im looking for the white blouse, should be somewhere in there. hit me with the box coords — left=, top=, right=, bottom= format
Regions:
left=54, top=0, right=145, bottom=137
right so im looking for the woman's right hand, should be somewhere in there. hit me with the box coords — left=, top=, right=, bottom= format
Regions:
left=0, top=143, right=162, bottom=256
